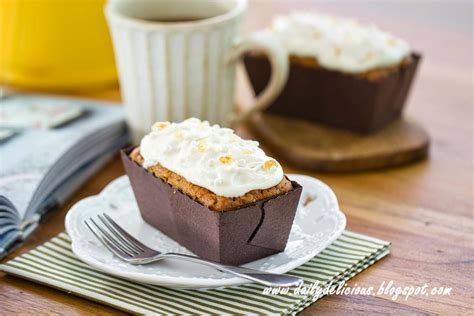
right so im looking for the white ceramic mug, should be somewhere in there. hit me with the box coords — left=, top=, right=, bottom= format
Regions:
left=106, top=0, right=288, bottom=140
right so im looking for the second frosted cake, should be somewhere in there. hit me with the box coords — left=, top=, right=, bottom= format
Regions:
left=244, top=12, right=421, bottom=133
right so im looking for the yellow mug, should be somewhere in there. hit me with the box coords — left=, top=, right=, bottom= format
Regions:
left=0, top=0, right=117, bottom=91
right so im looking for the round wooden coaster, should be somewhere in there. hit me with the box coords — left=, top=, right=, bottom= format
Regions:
left=246, top=113, right=430, bottom=172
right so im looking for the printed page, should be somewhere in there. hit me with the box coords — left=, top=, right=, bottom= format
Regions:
left=0, top=95, right=125, bottom=219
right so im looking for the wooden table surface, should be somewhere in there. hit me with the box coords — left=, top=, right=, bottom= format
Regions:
left=1, top=1, right=472, bottom=315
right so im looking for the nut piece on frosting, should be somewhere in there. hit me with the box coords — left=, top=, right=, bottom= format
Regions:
left=152, top=121, right=170, bottom=131
left=263, top=159, right=279, bottom=171
left=219, top=155, right=233, bottom=164
left=196, top=141, right=207, bottom=153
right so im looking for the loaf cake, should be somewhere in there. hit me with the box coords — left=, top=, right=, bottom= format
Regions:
left=122, top=118, right=302, bottom=265
left=244, top=12, right=421, bottom=133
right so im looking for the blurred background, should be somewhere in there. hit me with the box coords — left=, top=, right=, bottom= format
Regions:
left=1, top=0, right=471, bottom=93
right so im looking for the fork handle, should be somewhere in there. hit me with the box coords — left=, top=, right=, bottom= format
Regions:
left=164, top=253, right=303, bottom=287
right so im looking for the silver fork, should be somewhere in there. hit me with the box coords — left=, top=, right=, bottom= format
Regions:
left=84, top=213, right=303, bottom=287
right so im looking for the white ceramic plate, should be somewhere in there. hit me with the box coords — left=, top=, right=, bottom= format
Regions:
left=65, top=174, right=346, bottom=288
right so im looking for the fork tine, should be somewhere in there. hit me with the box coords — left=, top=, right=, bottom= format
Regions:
left=102, top=213, right=149, bottom=250
left=88, top=218, right=135, bottom=257
left=97, top=214, right=143, bottom=253
left=84, top=219, right=131, bottom=259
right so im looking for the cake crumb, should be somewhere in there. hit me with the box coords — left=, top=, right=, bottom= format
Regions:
left=303, top=195, right=315, bottom=206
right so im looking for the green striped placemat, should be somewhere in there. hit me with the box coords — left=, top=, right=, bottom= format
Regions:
left=0, top=231, right=389, bottom=315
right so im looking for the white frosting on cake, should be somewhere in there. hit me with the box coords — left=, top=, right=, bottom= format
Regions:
left=270, top=12, right=411, bottom=73
left=140, top=118, right=284, bottom=197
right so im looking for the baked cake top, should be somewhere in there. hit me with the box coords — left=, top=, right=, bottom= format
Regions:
left=270, top=12, right=411, bottom=73
left=139, top=118, right=284, bottom=198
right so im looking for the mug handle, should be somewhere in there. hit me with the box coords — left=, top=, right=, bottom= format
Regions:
left=226, top=29, right=289, bottom=125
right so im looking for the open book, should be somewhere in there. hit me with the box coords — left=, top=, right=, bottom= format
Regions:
left=0, top=94, right=130, bottom=258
